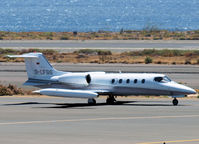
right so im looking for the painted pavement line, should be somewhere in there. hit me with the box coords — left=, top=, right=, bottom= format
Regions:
left=138, top=139, right=199, bottom=144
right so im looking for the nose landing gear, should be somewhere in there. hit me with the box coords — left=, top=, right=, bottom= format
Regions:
left=172, top=98, right=178, bottom=106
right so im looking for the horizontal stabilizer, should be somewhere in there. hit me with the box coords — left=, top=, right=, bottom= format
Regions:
left=7, top=53, right=38, bottom=58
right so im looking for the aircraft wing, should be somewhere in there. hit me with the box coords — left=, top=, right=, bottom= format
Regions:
left=33, top=88, right=110, bottom=98
left=89, top=89, right=110, bottom=95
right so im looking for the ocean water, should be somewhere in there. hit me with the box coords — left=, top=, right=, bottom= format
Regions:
left=0, top=0, right=198, bottom=32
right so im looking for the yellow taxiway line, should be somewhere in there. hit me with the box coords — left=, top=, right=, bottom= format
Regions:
left=138, top=139, right=199, bottom=144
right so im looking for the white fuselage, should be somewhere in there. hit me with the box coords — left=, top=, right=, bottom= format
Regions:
left=37, top=72, right=196, bottom=97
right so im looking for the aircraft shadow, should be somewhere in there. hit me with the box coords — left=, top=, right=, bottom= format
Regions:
left=3, top=101, right=135, bottom=109
left=4, top=102, right=47, bottom=106
left=3, top=100, right=186, bottom=108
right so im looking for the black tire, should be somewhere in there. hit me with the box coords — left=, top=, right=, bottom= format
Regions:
left=92, top=99, right=96, bottom=105
left=106, top=97, right=115, bottom=105
left=88, top=98, right=96, bottom=105
left=172, top=98, right=178, bottom=106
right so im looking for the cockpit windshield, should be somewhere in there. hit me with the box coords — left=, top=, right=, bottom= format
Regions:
left=154, top=76, right=171, bottom=83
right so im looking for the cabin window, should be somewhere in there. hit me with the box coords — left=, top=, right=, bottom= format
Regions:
left=141, top=79, right=145, bottom=84
left=119, top=79, right=122, bottom=84
left=126, top=79, right=130, bottom=84
left=134, top=79, right=137, bottom=83
left=111, top=79, right=115, bottom=84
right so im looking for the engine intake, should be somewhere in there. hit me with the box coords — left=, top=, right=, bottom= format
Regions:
left=86, top=74, right=91, bottom=84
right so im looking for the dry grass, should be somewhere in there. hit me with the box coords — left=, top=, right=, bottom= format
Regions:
left=0, top=84, right=38, bottom=96
left=0, top=84, right=27, bottom=96
left=1, top=48, right=199, bottom=65
left=45, top=53, right=199, bottom=65
left=0, top=30, right=199, bottom=40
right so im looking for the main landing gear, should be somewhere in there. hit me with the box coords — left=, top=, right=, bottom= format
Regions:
left=106, top=95, right=116, bottom=105
left=172, top=98, right=178, bottom=106
left=88, top=95, right=116, bottom=105
left=88, top=98, right=96, bottom=105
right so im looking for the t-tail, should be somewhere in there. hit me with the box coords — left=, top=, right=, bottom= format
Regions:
left=8, top=53, right=66, bottom=85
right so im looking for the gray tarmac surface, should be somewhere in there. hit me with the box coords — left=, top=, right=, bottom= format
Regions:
left=0, top=41, right=199, bottom=144
left=0, top=63, right=198, bottom=89
left=0, top=63, right=199, bottom=144
left=0, top=40, right=199, bottom=52
left=0, top=96, right=199, bottom=144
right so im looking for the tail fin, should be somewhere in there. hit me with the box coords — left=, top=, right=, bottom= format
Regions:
left=8, top=53, right=64, bottom=80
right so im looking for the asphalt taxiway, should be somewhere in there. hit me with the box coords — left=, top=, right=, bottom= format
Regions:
left=0, top=96, right=199, bottom=144
left=0, top=40, right=199, bottom=52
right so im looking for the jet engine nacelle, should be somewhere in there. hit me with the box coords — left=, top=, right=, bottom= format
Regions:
left=34, top=88, right=98, bottom=98
left=51, top=73, right=91, bottom=86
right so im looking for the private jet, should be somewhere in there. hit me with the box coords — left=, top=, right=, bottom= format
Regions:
left=8, top=53, right=196, bottom=106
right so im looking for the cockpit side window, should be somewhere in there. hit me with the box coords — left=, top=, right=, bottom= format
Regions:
left=154, top=77, right=163, bottom=82
left=154, top=76, right=171, bottom=83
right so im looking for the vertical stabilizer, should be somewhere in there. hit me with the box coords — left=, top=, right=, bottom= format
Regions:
left=8, top=53, right=64, bottom=80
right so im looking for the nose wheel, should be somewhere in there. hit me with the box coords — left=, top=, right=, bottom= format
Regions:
left=88, top=98, right=96, bottom=105
left=172, top=98, right=178, bottom=106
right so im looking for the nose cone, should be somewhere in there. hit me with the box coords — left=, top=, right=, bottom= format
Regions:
left=175, top=84, right=196, bottom=95
left=182, top=86, right=197, bottom=95
left=169, top=82, right=197, bottom=95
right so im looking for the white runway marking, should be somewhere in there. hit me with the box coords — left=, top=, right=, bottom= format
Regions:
left=0, top=115, right=199, bottom=125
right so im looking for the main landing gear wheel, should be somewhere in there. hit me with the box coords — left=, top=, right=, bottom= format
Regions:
left=106, top=95, right=116, bottom=105
left=172, top=98, right=178, bottom=106
left=88, top=98, right=96, bottom=105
